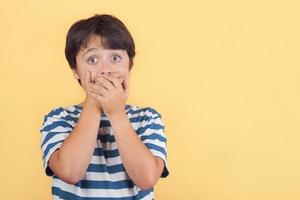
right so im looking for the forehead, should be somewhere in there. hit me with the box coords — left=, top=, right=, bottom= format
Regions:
left=81, top=34, right=103, bottom=50
left=79, top=34, right=126, bottom=53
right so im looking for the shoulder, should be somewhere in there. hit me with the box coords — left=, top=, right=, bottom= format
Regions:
left=126, top=104, right=162, bottom=119
left=126, top=104, right=164, bottom=131
left=127, top=105, right=165, bottom=137
left=41, top=105, right=80, bottom=127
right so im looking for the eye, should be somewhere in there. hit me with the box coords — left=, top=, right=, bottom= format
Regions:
left=111, top=54, right=122, bottom=62
left=87, top=56, right=98, bottom=65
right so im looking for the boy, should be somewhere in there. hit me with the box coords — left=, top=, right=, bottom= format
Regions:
left=39, top=14, right=169, bottom=199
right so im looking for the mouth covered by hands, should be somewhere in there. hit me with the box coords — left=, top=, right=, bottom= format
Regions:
left=89, top=71, right=129, bottom=117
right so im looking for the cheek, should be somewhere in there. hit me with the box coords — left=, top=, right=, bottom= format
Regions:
left=118, top=58, right=130, bottom=71
left=77, top=69, right=92, bottom=83
left=75, top=67, right=85, bottom=78
left=76, top=63, right=97, bottom=82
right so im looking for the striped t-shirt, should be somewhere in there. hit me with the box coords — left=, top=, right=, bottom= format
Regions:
left=39, top=104, right=169, bottom=200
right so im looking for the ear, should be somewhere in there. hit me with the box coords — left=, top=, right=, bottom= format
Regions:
left=72, top=69, right=80, bottom=80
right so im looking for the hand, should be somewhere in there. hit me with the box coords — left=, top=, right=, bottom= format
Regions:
left=81, top=71, right=102, bottom=110
left=89, top=72, right=130, bottom=117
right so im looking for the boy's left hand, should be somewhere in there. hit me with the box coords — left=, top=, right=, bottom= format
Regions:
left=89, top=72, right=129, bottom=117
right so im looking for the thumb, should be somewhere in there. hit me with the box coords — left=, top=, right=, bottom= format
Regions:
left=83, top=71, right=92, bottom=90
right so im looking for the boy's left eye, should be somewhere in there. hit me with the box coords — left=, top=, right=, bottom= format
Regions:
left=111, top=55, right=122, bottom=62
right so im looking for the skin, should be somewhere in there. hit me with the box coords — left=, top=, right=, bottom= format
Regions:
left=48, top=34, right=165, bottom=190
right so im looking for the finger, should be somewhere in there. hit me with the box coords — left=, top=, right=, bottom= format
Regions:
left=110, top=71, right=126, bottom=77
left=105, top=72, right=128, bottom=92
left=94, top=75, right=114, bottom=91
left=94, top=76, right=108, bottom=88
left=90, top=83, right=109, bottom=95
left=104, top=74, right=122, bottom=89
left=97, top=71, right=126, bottom=79
left=91, top=90, right=104, bottom=102
left=89, top=71, right=93, bottom=83
left=83, top=71, right=89, bottom=89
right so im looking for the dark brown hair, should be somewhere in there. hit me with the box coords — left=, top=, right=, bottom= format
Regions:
left=65, top=14, right=136, bottom=85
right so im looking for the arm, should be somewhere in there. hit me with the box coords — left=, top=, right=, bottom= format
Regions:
left=109, top=113, right=165, bottom=190
left=90, top=73, right=165, bottom=189
left=48, top=97, right=101, bottom=184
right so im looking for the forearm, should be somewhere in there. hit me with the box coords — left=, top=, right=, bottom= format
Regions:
left=109, top=113, right=159, bottom=189
left=56, top=99, right=101, bottom=182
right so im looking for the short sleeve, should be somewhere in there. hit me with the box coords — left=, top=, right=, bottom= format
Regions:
left=39, top=107, right=73, bottom=177
left=139, top=108, right=169, bottom=178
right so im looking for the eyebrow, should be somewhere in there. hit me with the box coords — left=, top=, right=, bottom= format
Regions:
left=82, top=47, right=98, bottom=56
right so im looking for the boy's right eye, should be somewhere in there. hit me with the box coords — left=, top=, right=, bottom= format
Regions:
left=87, top=57, right=98, bottom=65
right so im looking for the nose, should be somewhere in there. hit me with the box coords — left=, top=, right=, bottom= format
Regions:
left=98, top=61, right=113, bottom=75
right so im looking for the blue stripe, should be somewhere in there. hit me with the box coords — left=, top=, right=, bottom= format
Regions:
left=93, top=148, right=120, bottom=158
left=43, top=139, right=64, bottom=159
left=146, top=107, right=161, bottom=117
left=140, top=133, right=166, bottom=142
left=129, top=115, right=150, bottom=123
left=61, top=107, right=81, bottom=115
left=126, top=107, right=147, bottom=115
left=75, top=179, right=134, bottom=189
left=60, top=115, right=78, bottom=123
left=97, top=134, right=116, bottom=143
left=161, top=165, right=169, bottom=178
left=47, top=107, right=64, bottom=116
left=67, top=109, right=81, bottom=115
left=100, top=120, right=111, bottom=127
left=87, top=163, right=125, bottom=174
left=127, top=107, right=161, bottom=118
left=42, top=120, right=72, bottom=132
left=144, top=143, right=166, bottom=156
left=129, top=114, right=161, bottom=124
left=52, top=186, right=138, bottom=200
left=136, top=123, right=164, bottom=135
left=137, top=189, right=153, bottom=199
left=42, top=131, right=69, bottom=146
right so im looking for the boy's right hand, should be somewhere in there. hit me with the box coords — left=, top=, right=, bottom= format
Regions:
left=81, top=71, right=102, bottom=111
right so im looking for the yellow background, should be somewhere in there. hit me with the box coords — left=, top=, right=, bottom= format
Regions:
left=1, top=0, right=300, bottom=199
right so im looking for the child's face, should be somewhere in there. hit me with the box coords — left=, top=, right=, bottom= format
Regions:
left=73, top=34, right=130, bottom=83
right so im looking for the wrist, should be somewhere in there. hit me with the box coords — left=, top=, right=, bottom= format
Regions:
left=108, top=112, right=128, bottom=124
left=84, top=97, right=102, bottom=113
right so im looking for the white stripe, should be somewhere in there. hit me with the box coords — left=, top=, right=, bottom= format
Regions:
left=41, top=126, right=72, bottom=143
left=52, top=178, right=138, bottom=198
left=141, top=127, right=165, bottom=136
left=41, top=126, right=71, bottom=142
left=146, top=117, right=164, bottom=126
left=131, top=122, right=164, bottom=133
left=82, top=171, right=130, bottom=182
left=41, top=124, right=73, bottom=135
left=42, top=132, right=68, bottom=152
left=52, top=194, right=61, bottom=200
left=90, top=155, right=122, bottom=166
left=63, top=106, right=77, bottom=112
left=150, top=149, right=167, bottom=159
left=96, top=140, right=118, bottom=151
left=142, top=138, right=166, bottom=149
left=40, top=116, right=63, bottom=129
left=128, top=111, right=158, bottom=120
